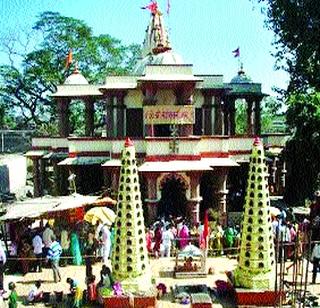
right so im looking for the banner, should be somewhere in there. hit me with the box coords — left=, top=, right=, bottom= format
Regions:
left=143, top=105, right=195, bottom=125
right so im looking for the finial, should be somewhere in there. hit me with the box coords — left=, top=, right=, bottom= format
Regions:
left=125, top=137, right=134, bottom=147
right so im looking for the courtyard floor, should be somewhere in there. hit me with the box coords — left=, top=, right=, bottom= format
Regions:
left=1, top=256, right=320, bottom=307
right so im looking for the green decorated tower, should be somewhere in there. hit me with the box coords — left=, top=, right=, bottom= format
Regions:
left=234, top=137, right=275, bottom=289
left=111, top=138, right=151, bottom=292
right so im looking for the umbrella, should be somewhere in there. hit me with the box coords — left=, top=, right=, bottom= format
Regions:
left=269, top=206, right=281, bottom=217
left=84, top=207, right=116, bottom=226
left=90, top=196, right=117, bottom=207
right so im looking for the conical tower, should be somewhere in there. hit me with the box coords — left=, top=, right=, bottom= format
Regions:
left=234, top=137, right=275, bottom=289
left=111, top=138, right=151, bottom=292
left=142, top=7, right=171, bottom=57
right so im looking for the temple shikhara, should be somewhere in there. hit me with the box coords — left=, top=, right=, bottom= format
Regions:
left=26, top=4, right=288, bottom=225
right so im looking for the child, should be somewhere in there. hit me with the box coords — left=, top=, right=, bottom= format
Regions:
left=87, top=275, right=97, bottom=304
left=8, top=282, right=18, bottom=308
left=27, top=280, right=43, bottom=304
left=67, top=277, right=83, bottom=308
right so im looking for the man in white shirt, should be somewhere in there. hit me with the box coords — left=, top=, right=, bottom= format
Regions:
left=32, top=231, right=43, bottom=272
left=162, top=226, right=174, bottom=257
left=0, top=235, right=6, bottom=291
left=42, top=223, right=54, bottom=254
left=101, top=225, right=111, bottom=265
left=312, top=243, right=320, bottom=284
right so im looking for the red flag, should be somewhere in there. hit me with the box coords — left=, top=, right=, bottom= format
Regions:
left=166, top=0, right=171, bottom=15
left=65, top=49, right=73, bottom=69
left=141, top=1, right=158, bottom=14
left=232, top=47, right=240, bottom=58
left=203, top=209, right=209, bottom=248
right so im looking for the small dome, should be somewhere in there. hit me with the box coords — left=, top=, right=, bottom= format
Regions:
left=133, top=50, right=184, bottom=75
left=64, top=70, right=89, bottom=85
left=230, top=69, right=253, bottom=84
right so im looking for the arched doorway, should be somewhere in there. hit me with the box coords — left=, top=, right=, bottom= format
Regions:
left=158, top=177, right=188, bottom=219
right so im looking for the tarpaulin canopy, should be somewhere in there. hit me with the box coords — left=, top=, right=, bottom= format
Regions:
left=0, top=194, right=98, bottom=221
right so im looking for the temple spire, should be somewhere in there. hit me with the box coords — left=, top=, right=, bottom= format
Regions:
left=142, top=3, right=171, bottom=57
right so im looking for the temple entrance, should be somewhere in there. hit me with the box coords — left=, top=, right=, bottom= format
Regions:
left=158, top=177, right=187, bottom=219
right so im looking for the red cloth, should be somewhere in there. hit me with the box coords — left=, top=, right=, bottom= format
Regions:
left=203, top=210, right=209, bottom=248
left=87, top=282, right=97, bottom=301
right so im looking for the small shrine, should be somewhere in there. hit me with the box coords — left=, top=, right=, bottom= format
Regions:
left=174, top=244, right=207, bottom=278
left=111, top=137, right=152, bottom=292
left=234, top=137, right=275, bottom=289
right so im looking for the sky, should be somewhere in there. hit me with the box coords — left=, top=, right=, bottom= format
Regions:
left=0, top=0, right=289, bottom=96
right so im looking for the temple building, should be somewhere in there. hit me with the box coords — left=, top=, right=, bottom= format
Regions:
left=26, top=7, right=288, bottom=225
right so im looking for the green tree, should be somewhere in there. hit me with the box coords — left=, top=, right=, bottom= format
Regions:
left=0, top=11, right=140, bottom=130
left=255, top=0, right=320, bottom=204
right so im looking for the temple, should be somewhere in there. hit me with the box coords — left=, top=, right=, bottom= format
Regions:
left=26, top=6, right=288, bottom=225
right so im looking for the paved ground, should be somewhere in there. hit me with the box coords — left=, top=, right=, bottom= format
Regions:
left=1, top=256, right=320, bottom=307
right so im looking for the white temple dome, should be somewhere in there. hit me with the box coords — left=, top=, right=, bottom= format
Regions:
left=64, top=71, right=89, bottom=85
left=133, top=50, right=184, bottom=75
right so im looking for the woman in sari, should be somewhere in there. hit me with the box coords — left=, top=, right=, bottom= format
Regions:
left=70, top=232, right=82, bottom=265
left=179, top=222, right=189, bottom=250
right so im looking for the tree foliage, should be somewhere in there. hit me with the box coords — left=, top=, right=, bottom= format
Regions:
left=255, top=0, right=320, bottom=204
left=257, top=0, right=320, bottom=92
left=0, top=11, right=141, bottom=129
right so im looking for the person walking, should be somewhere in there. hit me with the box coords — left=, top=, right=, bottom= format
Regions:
left=311, top=242, right=320, bottom=284
left=46, top=235, right=62, bottom=283
left=101, top=225, right=111, bottom=265
left=42, top=223, right=54, bottom=256
left=0, top=235, right=6, bottom=292
left=162, top=226, right=174, bottom=257
left=32, top=231, right=43, bottom=272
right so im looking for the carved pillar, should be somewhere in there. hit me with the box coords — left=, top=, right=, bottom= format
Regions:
left=116, top=92, right=126, bottom=137
left=229, top=98, right=236, bottom=135
left=214, top=96, right=224, bottom=135
left=85, top=98, right=94, bottom=137
left=223, top=99, right=230, bottom=135
left=214, top=168, right=229, bottom=226
left=143, top=85, right=157, bottom=137
left=57, top=98, right=70, bottom=137
left=254, top=99, right=261, bottom=136
left=110, top=168, right=120, bottom=195
left=144, top=173, right=158, bottom=224
left=202, top=92, right=213, bottom=135
left=105, top=94, right=114, bottom=137
left=246, top=99, right=254, bottom=135
left=187, top=172, right=202, bottom=225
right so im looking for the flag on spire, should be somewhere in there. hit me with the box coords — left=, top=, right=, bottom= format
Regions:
left=166, top=0, right=171, bottom=15
left=141, top=1, right=158, bottom=14
left=232, top=47, right=240, bottom=58
left=65, top=49, right=73, bottom=69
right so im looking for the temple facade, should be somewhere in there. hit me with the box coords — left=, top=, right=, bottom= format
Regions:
left=26, top=8, right=288, bottom=225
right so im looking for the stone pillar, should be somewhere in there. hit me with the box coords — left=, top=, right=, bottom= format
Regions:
left=223, top=99, right=230, bottom=135
left=246, top=99, right=254, bottom=135
left=214, top=96, right=224, bottom=135
left=85, top=98, right=95, bottom=136
left=105, top=94, right=114, bottom=137
left=116, top=92, right=126, bottom=137
left=254, top=99, right=261, bottom=136
left=229, top=98, right=236, bottom=135
left=143, top=85, right=157, bottom=137
left=144, top=173, right=158, bottom=224
left=214, top=168, right=229, bottom=226
left=32, top=159, right=41, bottom=197
left=57, top=98, right=70, bottom=137
left=202, top=92, right=213, bottom=135
left=187, top=172, right=202, bottom=225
